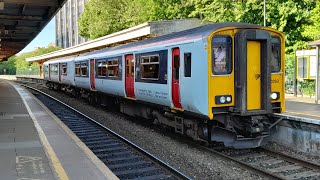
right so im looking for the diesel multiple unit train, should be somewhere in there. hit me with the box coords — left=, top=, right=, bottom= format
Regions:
left=44, top=23, right=285, bottom=148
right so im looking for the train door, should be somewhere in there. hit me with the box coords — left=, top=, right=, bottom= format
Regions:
left=90, top=59, right=96, bottom=90
left=234, top=30, right=272, bottom=115
left=247, top=41, right=261, bottom=110
left=172, top=48, right=182, bottom=108
left=58, top=63, right=61, bottom=83
left=125, top=54, right=135, bottom=98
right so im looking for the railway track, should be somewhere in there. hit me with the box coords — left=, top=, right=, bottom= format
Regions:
left=201, top=145, right=320, bottom=180
left=23, top=85, right=189, bottom=180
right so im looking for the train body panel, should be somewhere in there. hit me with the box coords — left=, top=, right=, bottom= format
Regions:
left=42, top=23, right=285, bottom=148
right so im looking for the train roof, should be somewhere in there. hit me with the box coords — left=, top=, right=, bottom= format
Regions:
left=82, top=22, right=263, bottom=56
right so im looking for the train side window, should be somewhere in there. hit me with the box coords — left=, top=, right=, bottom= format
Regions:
left=81, top=62, right=87, bottom=76
left=141, top=55, right=159, bottom=79
left=62, top=63, right=67, bottom=75
left=75, top=63, right=81, bottom=76
left=107, top=59, right=119, bottom=77
left=212, top=36, right=232, bottom=75
left=50, top=64, right=58, bottom=75
left=184, top=53, right=191, bottom=77
left=97, top=61, right=107, bottom=77
left=271, top=36, right=281, bottom=72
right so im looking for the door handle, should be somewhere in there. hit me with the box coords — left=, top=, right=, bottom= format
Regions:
left=174, top=82, right=179, bottom=85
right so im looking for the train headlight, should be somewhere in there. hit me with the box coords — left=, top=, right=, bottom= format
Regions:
left=271, top=92, right=280, bottom=100
left=220, top=96, right=226, bottom=103
left=215, top=95, right=232, bottom=104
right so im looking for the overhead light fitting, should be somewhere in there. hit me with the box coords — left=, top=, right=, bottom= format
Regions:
left=0, top=1, right=4, bottom=11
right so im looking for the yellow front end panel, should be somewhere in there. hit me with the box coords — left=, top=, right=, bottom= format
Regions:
left=247, top=41, right=261, bottom=110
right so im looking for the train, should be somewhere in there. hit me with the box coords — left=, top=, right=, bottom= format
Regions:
left=43, top=22, right=285, bottom=149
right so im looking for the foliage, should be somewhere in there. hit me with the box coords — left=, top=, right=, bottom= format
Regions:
left=15, top=46, right=61, bottom=75
left=299, top=80, right=315, bottom=97
left=0, top=56, right=17, bottom=75
left=78, top=0, right=193, bottom=39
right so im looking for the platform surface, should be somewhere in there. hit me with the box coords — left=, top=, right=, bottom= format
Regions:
left=0, top=79, right=118, bottom=180
left=285, top=94, right=320, bottom=120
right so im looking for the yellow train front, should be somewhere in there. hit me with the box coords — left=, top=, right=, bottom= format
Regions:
left=204, top=24, right=285, bottom=148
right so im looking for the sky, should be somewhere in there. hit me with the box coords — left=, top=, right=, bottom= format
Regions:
left=17, top=18, right=55, bottom=54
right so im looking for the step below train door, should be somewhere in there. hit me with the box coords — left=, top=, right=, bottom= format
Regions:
left=125, top=54, right=135, bottom=98
left=90, top=59, right=95, bottom=90
left=172, top=48, right=182, bottom=109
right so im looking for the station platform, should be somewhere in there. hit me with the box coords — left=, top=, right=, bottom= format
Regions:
left=285, top=94, right=320, bottom=121
left=0, top=79, right=118, bottom=180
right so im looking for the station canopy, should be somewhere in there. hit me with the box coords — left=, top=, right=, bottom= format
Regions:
left=26, top=19, right=206, bottom=63
left=0, top=0, right=67, bottom=61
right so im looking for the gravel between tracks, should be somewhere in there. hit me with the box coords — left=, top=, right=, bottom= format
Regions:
left=25, top=84, right=279, bottom=179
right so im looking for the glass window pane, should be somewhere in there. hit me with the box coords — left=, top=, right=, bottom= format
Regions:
left=271, top=37, right=281, bottom=72
left=184, top=53, right=191, bottom=77
left=174, top=55, right=179, bottom=80
left=212, top=36, right=232, bottom=74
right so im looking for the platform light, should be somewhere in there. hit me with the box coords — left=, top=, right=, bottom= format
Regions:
left=0, top=2, right=4, bottom=11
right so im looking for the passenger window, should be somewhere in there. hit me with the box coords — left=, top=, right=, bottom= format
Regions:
left=184, top=53, right=191, bottom=77
left=212, top=36, right=232, bottom=75
left=75, top=63, right=81, bottom=76
left=97, top=61, right=107, bottom=77
left=81, top=62, right=87, bottom=76
left=141, top=55, right=160, bottom=79
left=62, top=63, right=67, bottom=75
left=271, top=37, right=281, bottom=72
left=107, top=59, right=119, bottom=77
left=50, top=64, right=58, bottom=75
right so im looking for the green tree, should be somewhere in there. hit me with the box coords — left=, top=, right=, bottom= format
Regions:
left=15, top=45, right=61, bottom=75
left=0, top=56, right=17, bottom=75
left=78, top=0, right=194, bottom=39
left=303, top=0, right=320, bottom=40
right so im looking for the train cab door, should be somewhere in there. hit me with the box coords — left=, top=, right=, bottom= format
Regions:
left=247, top=41, right=261, bottom=110
left=58, top=63, right=61, bottom=83
left=172, top=48, right=182, bottom=109
left=125, top=54, right=135, bottom=98
left=90, top=59, right=96, bottom=90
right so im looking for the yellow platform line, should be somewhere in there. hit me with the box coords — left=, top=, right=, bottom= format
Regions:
left=285, top=111, right=320, bottom=119
left=15, top=85, right=69, bottom=180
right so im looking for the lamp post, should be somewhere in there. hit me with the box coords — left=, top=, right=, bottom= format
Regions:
left=264, top=0, right=266, bottom=26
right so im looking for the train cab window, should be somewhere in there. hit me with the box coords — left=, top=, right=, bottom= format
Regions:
left=212, top=36, right=232, bottom=75
left=141, top=55, right=159, bottom=79
left=81, top=62, right=87, bottom=76
left=271, top=37, right=281, bottom=72
left=44, top=65, right=49, bottom=76
left=75, top=63, right=81, bottom=76
left=62, top=63, right=67, bottom=75
left=184, top=53, right=191, bottom=77
left=107, top=59, right=119, bottom=77
left=97, top=61, right=107, bottom=77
